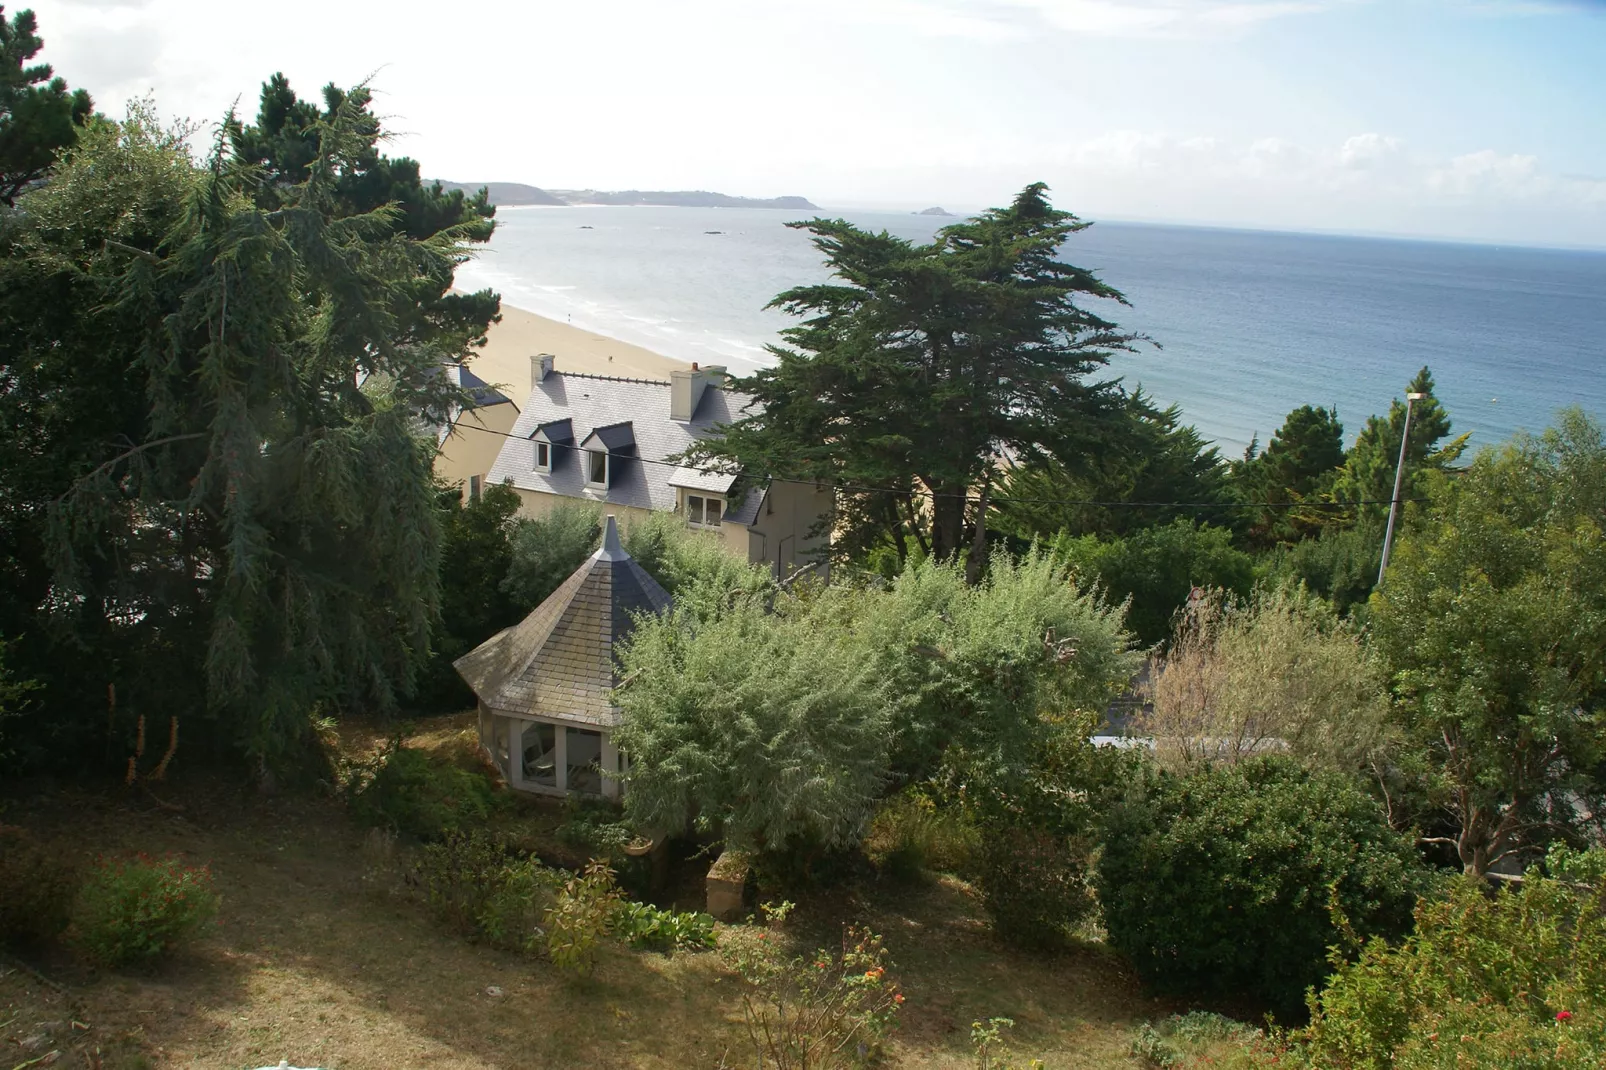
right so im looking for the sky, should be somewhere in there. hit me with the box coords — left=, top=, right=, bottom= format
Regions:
left=27, top=0, right=1606, bottom=247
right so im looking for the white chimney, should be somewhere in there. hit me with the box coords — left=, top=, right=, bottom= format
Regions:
left=532, top=353, right=555, bottom=385
left=670, top=363, right=728, bottom=422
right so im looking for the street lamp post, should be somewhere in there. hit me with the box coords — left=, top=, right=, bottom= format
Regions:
left=1377, top=391, right=1427, bottom=586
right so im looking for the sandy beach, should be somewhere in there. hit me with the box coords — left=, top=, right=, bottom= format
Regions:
left=463, top=300, right=691, bottom=405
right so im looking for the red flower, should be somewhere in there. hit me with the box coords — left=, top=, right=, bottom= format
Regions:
left=1556, top=1011, right=1573, bottom=1022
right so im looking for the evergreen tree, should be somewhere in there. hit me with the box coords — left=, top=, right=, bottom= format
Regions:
left=994, top=386, right=1230, bottom=541
left=229, top=75, right=501, bottom=355
left=0, top=93, right=498, bottom=776
left=693, top=184, right=1141, bottom=577
left=0, top=7, right=91, bottom=204
left=1331, top=366, right=1465, bottom=521
left=1231, top=403, right=1345, bottom=546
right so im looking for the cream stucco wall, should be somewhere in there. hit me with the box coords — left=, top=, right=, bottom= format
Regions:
left=435, top=402, right=521, bottom=502
left=509, top=486, right=659, bottom=534
left=507, top=480, right=829, bottom=579
left=745, top=479, right=833, bottom=579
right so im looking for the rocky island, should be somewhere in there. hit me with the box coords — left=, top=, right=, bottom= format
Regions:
left=917, top=206, right=953, bottom=216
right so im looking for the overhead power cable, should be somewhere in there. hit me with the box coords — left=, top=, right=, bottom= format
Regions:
left=447, top=420, right=1427, bottom=512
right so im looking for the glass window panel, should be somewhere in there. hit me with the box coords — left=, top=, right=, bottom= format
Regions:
left=567, top=728, right=603, bottom=795
left=687, top=495, right=704, bottom=525
left=536, top=442, right=549, bottom=469
left=520, top=722, right=557, bottom=787
left=706, top=498, right=722, bottom=526
left=588, top=450, right=608, bottom=485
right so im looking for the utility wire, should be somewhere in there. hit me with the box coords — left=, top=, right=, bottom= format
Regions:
left=447, top=420, right=1428, bottom=511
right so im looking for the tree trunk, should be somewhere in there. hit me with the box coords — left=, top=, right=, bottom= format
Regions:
left=927, top=480, right=967, bottom=565
left=964, top=480, right=991, bottom=585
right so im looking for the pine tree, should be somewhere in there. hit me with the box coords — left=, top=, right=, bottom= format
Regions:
left=1331, top=366, right=1465, bottom=522
left=693, top=184, right=1141, bottom=576
left=0, top=6, right=92, bottom=204
left=1231, top=404, right=1346, bottom=546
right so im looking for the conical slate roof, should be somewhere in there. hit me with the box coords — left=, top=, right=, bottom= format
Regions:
left=454, top=515, right=671, bottom=727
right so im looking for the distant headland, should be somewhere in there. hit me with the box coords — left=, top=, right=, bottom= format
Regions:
left=434, top=181, right=817, bottom=211
left=916, top=206, right=953, bottom=216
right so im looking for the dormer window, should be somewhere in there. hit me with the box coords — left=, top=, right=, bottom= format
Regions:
left=687, top=493, right=723, bottom=528
left=579, top=422, right=633, bottom=492
left=530, top=419, right=572, bottom=475
left=587, top=449, right=610, bottom=488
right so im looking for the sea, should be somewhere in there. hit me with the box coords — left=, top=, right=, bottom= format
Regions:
left=454, top=205, right=1606, bottom=456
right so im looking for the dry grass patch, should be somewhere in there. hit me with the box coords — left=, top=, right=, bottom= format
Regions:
left=3, top=714, right=1172, bottom=1069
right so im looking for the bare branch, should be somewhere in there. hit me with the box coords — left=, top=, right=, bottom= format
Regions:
left=56, top=433, right=208, bottom=503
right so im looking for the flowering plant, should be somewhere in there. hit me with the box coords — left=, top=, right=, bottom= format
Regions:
left=69, top=853, right=220, bottom=968
left=729, top=903, right=902, bottom=1069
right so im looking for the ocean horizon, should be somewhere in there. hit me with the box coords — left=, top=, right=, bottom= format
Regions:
left=455, top=205, right=1606, bottom=457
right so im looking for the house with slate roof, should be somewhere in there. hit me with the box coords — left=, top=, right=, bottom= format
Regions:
left=434, top=364, right=520, bottom=505
left=454, top=516, right=669, bottom=798
left=485, top=355, right=830, bottom=579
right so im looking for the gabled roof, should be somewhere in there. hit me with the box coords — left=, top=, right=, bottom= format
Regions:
left=581, top=421, right=636, bottom=453
left=487, top=371, right=762, bottom=518
left=668, top=464, right=739, bottom=494
left=456, top=366, right=512, bottom=409
left=453, top=516, right=671, bottom=728
left=532, top=418, right=573, bottom=444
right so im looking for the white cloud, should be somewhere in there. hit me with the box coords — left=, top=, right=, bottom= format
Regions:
left=1427, top=149, right=1542, bottom=198
left=928, top=0, right=1350, bottom=38
left=1339, top=132, right=1404, bottom=169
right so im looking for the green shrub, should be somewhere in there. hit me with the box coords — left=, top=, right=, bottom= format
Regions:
left=1050, top=518, right=1254, bottom=646
left=1291, top=847, right=1606, bottom=1070
left=974, top=826, right=1097, bottom=948
left=413, top=829, right=561, bottom=952
left=967, top=712, right=1135, bottom=948
left=545, top=860, right=621, bottom=975
left=1132, top=1014, right=1261, bottom=1070
left=613, top=900, right=717, bottom=952
left=0, top=825, right=78, bottom=948
left=347, top=741, right=499, bottom=840
left=730, top=905, right=904, bottom=1069
left=1098, top=755, right=1425, bottom=1015
left=69, top=854, right=220, bottom=967
left=972, top=1016, right=1044, bottom=1070
left=555, top=800, right=634, bottom=858
left=865, top=790, right=979, bottom=882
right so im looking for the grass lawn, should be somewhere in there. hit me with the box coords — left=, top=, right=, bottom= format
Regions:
left=2, top=715, right=1188, bottom=1070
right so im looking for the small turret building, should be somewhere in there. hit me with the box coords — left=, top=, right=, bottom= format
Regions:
left=453, top=515, right=670, bottom=798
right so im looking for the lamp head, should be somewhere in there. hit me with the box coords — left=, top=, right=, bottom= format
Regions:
left=1406, top=392, right=1427, bottom=401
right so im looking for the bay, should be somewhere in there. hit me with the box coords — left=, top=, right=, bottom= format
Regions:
left=455, top=205, right=1606, bottom=454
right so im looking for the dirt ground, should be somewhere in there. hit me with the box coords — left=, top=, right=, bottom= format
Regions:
left=2, top=718, right=1173, bottom=1070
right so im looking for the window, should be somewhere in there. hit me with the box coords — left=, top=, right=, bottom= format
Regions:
left=587, top=449, right=609, bottom=487
left=687, top=493, right=723, bottom=528
left=468, top=474, right=482, bottom=503
left=567, top=728, right=603, bottom=795
left=520, top=722, right=558, bottom=788
left=535, top=440, right=551, bottom=472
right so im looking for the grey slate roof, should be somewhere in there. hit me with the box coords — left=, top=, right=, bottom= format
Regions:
left=457, top=366, right=511, bottom=409
left=487, top=372, right=758, bottom=516
left=534, top=418, right=573, bottom=444
left=453, top=516, right=671, bottom=728
left=582, top=421, right=637, bottom=452
left=668, top=464, right=739, bottom=494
